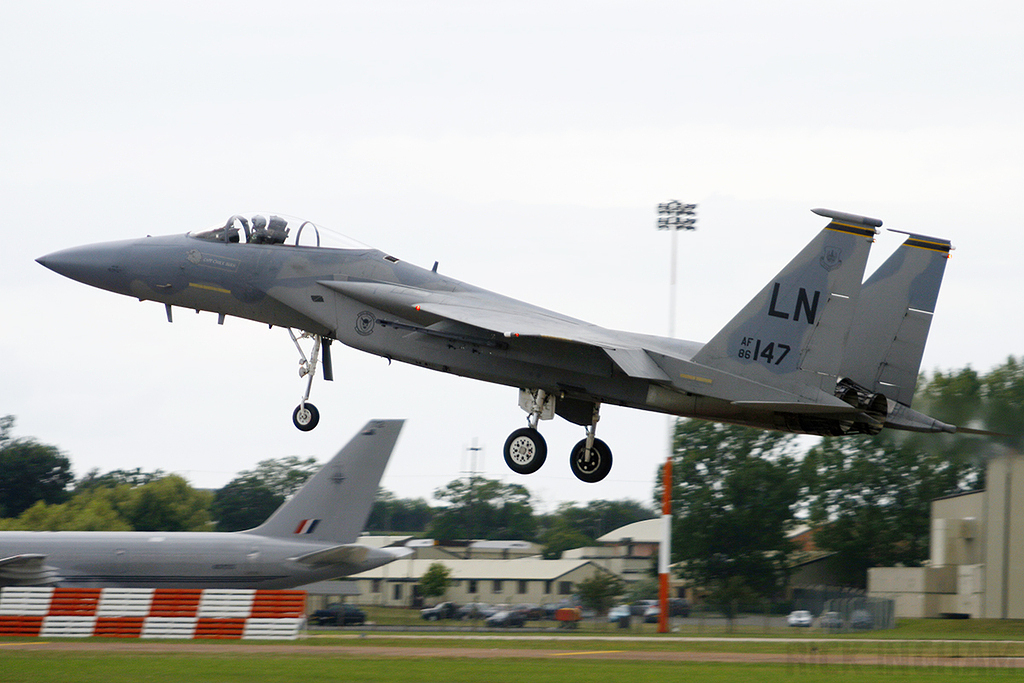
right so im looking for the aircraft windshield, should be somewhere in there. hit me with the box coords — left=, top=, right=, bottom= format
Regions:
left=188, top=214, right=370, bottom=250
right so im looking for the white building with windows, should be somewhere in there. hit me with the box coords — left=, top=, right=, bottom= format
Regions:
left=346, top=558, right=612, bottom=608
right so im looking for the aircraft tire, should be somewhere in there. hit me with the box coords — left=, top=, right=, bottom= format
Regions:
left=292, top=403, right=320, bottom=431
left=569, top=438, right=612, bottom=483
left=503, top=427, right=547, bottom=475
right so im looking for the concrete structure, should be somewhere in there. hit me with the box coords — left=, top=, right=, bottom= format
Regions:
left=868, top=448, right=1024, bottom=619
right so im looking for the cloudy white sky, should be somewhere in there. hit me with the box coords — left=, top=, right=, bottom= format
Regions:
left=2, top=1, right=1021, bottom=513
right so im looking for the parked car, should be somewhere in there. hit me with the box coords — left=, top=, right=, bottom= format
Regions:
left=787, top=610, right=813, bottom=627
left=608, top=605, right=631, bottom=623
left=668, top=598, right=691, bottom=617
left=511, top=603, right=544, bottom=620
left=820, top=611, right=843, bottom=629
left=850, top=609, right=873, bottom=630
left=641, top=599, right=689, bottom=622
left=485, top=610, right=526, bottom=628
left=456, top=602, right=498, bottom=620
left=420, top=601, right=459, bottom=621
left=630, top=599, right=657, bottom=616
left=309, top=603, right=366, bottom=626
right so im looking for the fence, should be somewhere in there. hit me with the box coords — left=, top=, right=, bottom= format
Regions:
left=821, top=595, right=896, bottom=631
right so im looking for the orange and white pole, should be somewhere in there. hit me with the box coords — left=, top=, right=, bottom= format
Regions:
left=658, top=456, right=671, bottom=633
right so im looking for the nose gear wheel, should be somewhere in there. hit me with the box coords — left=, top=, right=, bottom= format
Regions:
left=287, top=329, right=333, bottom=431
left=292, top=403, right=320, bottom=432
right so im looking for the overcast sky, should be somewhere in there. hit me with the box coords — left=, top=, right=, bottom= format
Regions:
left=2, top=1, right=1021, bottom=513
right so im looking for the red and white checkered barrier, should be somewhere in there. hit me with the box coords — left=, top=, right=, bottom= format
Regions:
left=0, top=587, right=306, bottom=639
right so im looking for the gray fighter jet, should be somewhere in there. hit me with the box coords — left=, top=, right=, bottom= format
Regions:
left=0, top=420, right=406, bottom=588
left=37, top=208, right=958, bottom=483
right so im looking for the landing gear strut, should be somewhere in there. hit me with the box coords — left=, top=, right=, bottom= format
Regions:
left=502, top=390, right=614, bottom=483
left=569, top=403, right=612, bottom=483
left=502, top=390, right=552, bottom=474
left=288, top=329, right=333, bottom=432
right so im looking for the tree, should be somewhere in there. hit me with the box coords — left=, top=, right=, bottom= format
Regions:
left=537, top=499, right=653, bottom=559
left=538, top=525, right=593, bottom=560
left=122, top=476, right=212, bottom=531
left=418, top=562, right=452, bottom=601
left=0, top=488, right=132, bottom=531
left=211, top=475, right=282, bottom=531
left=804, top=433, right=973, bottom=586
left=210, top=456, right=320, bottom=531
left=976, top=357, right=1024, bottom=447
left=75, top=467, right=166, bottom=492
left=804, top=360, right=1023, bottom=587
left=576, top=572, right=625, bottom=616
left=428, top=476, right=537, bottom=541
left=0, top=472, right=212, bottom=532
left=239, top=456, right=320, bottom=498
left=0, top=416, right=74, bottom=517
left=661, top=420, right=801, bottom=615
left=365, top=489, right=434, bottom=533
left=622, top=577, right=659, bottom=603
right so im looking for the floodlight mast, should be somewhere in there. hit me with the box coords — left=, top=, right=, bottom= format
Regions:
left=656, top=201, right=697, bottom=339
left=656, top=200, right=697, bottom=634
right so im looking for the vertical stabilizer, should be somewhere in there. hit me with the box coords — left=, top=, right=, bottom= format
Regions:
left=691, top=209, right=878, bottom=396
left=840, top=231, right=952, bottom=407
left=245, top=419, right=403, bottom=544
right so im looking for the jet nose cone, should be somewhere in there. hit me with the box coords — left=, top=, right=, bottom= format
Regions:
left=36, top=242, right=133, bottom=294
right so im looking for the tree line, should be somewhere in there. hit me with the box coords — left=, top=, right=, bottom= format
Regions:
left=0, top=415, right=653, bottom=558
left=660, top=357, right=1023, bottom=617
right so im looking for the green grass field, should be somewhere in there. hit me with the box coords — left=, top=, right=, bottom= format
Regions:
left=1, top=651, right=1019, bottom=683
left=2, top=618, right=1024, bottom=683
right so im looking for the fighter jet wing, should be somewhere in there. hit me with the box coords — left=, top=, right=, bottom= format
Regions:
left=319, top=280, right=673, bottom=381
left=413, top=302, right=673, bottom=381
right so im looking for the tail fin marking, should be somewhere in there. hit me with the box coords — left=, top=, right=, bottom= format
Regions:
left=691, top=209, right=878, bottom=397
left=244, top=419, right=403, bottom=544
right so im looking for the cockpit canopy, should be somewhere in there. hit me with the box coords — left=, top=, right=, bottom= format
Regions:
left=188, top=214, right=368, bottom=250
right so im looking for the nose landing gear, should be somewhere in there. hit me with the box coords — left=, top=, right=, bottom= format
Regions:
left=288, top=329, right=333, bottom=432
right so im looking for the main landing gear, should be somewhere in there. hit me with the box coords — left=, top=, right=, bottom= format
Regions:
left=502, top=389, right=613, bottom=483
left=288, top=329, right=334, bottom=431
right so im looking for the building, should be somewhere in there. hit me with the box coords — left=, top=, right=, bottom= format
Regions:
left=560, top=518, right=659, bottom=583
left=346, top=557, right=613, bottom=608
left=868, top=447, right=1024, bottom=618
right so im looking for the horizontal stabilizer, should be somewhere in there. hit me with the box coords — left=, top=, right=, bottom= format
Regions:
left=955, top=425, right=1012, bottom=438
left=0, top=554, right=61, bottom=586
left=885, top=401, right=956, bottom=434
left=291, top=544, right=412, bottom=572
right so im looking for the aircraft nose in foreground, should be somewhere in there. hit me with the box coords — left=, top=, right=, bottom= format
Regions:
left=37, top=241, right=134, bottom=295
